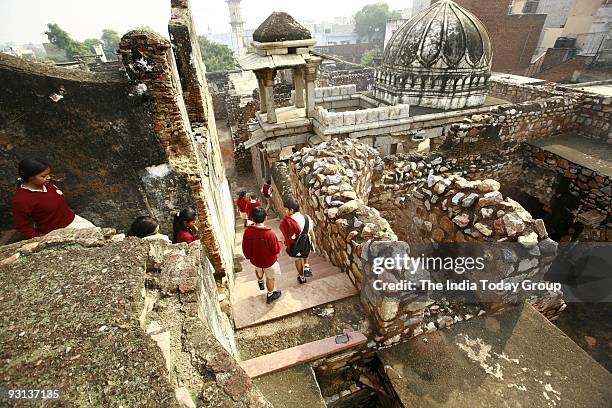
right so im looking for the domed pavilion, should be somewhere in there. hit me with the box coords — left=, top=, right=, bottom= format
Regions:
left=374, top=0, right=493, bottom=110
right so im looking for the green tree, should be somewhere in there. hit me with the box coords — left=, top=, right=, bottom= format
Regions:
left=101, top=29, right=120, bottom=61
left=354, top=3, right=402, bottom=43
left=360, top=48, right=380, bottom=66
left=197, top=36, right=237, bottom=72
left=45, top=23, right=90, bottom=59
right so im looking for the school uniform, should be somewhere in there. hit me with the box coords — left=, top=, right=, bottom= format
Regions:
left=175, top=229, right=197, bottom=244
left=11, top=182, right=94, bottom=239
left=236, top=196, right=249, bottom=221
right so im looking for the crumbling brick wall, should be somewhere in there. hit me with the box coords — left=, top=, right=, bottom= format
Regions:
left=206, top=71, right=232, bottom=120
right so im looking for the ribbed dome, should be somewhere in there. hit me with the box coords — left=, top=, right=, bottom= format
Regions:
left=383, top=0, right=492, bottom=70
left=374, top=0, right=493, bottom=110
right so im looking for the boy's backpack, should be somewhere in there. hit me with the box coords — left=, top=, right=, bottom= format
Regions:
left=288, top=216, right=311, bottom=258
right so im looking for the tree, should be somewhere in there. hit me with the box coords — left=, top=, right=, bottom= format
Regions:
left=45, top=23, right=89, bottom=59
left=354, top=3, right=402, bottom=43
left=197, top=36, right=237, bottom=72
left=360, top=48, right=380, bottom=66
left=101, top=29, right=120, bottom=61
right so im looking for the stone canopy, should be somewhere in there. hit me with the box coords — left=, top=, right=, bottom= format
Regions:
left=252, top=12, right=312, bottom=43
left=374, top=0, right=493, bottom=110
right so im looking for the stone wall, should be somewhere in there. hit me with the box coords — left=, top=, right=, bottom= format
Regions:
left=206, top=71, right=232, bottom=120
left=269, top=161, right=295, bottom=217
left=574, top=91, right=612, bottom=144
left=317, top=68, right=375, bottom=91
left=488, top=78, right=559, bottom=103
left=0, top=53, right=197, bottom=234
left=286, top=139, right=565, bottom=345
left=525, top=144, right=611, bottom=241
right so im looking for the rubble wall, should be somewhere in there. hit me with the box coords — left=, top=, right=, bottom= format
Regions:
left=206, top=71, right=231, bottom=120
left=287, top=139, right=564, bottom=345
left=525, top=144, right=611, bottom=241
left=575, top=92, right=612, bottom=144
left=0, top=53, right=197, bottom=233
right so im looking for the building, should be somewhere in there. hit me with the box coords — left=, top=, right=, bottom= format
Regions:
left=376, top=0, right=493, bottom=109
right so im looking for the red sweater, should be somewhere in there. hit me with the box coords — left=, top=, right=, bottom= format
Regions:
left=175, top=229, right=197, bottom=244
left=236, top=197, right=249, bottom=213
left=242, top=225, right=281, bottom=268
left=11, top=182, right=75, bottom=239
left=245, top=200, right=262, bottom=220
left=279, top=216, right=301, bottom=255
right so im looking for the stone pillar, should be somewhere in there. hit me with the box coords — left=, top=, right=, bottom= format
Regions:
left=256, top=76, right=267, bottom=113
left=304, top=58, right=321, bottom=118
left=263, top=69, right=277, bottom=124
left=293, top=66, right=305, bottom=109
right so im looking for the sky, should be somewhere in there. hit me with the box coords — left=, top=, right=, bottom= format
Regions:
left=0, top=0, right=413, bottom=44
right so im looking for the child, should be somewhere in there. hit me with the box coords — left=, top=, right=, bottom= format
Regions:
left=242, top=207, right=282, bottom=304
left=11, top=158, right=95, bottom=239
left=127, top=216, right=171, bottom=243
left=173, top=208, right=198, bottom=244
left=236, top=191, right=249, bottom=227
left=279, top=198, right=316, bottom=283
left=261, top=179, right=273, bottom=211
left=245, top=193, right=262, bottom=224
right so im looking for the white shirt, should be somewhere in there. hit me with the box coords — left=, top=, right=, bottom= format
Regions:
left=143, top=233, right=172, bottom=243
left=290, top=212, right=316, bottom=248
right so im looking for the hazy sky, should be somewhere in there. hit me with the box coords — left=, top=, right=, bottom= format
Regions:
left=0, top=0, right=413, bottom=44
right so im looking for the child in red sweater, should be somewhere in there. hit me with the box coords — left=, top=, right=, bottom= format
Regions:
left=11, top=159, right=95, bottom=239
left=236, top=191, right=249, bottom=227
left=245, top=193, right=262, bottom=224
left=173, top=208, right=198, bottom=244
left=242, top=207, right=282, bottom=304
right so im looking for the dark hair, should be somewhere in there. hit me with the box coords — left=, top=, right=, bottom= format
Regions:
left=252, top=207, right=266, bottom=223
left=17, top=159, right=49, bottom=185
left=127, top=216, right=159, bottom=238
left=173, top=208, right=197, bottom=242
left=249, top=193, right=257, bottom=200
left=238, top=191, right=246, bottom=199
left=266, top=178, right=271, bottom=184
left=284, top=198, right=299, bottom=212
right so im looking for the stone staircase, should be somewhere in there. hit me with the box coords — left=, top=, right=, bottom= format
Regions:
left=232, top=218, right=368, bottom=404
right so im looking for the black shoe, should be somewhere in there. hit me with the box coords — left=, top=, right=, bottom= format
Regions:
left=303, top=266, right=312, bottom=277
left=266, top=291, right=282, bottom=304
left=297, top=275, right=307, bottom=284
left=257, top=279, right=265, bottom=290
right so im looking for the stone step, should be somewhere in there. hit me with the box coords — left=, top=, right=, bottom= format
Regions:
left=235, top=261, right=337, bottom=284
left=254, top=364, right=326, bottom=408
left=235, top=256, right=330, bottom=278
left=241, top=331, right=367, bottom=379
left=233, top=264, right=341, bottom=301
left=232, top=273, right=359, bottom=330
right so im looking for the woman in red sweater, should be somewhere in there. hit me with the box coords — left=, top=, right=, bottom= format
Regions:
left=11, top=159, right=95, bottom=239
left=173, top=208, right=199, bottom=244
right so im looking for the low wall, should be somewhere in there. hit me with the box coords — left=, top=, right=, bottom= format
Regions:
left=317, top=68, right=375, bottom=91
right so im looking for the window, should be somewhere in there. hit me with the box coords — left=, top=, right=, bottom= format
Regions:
left=522, top=0, right=540, bottom=14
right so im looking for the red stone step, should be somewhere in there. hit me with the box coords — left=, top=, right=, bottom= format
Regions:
left=232, top=273, right=359, bottom=330
left=241, top=331, right=367, bottom=379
